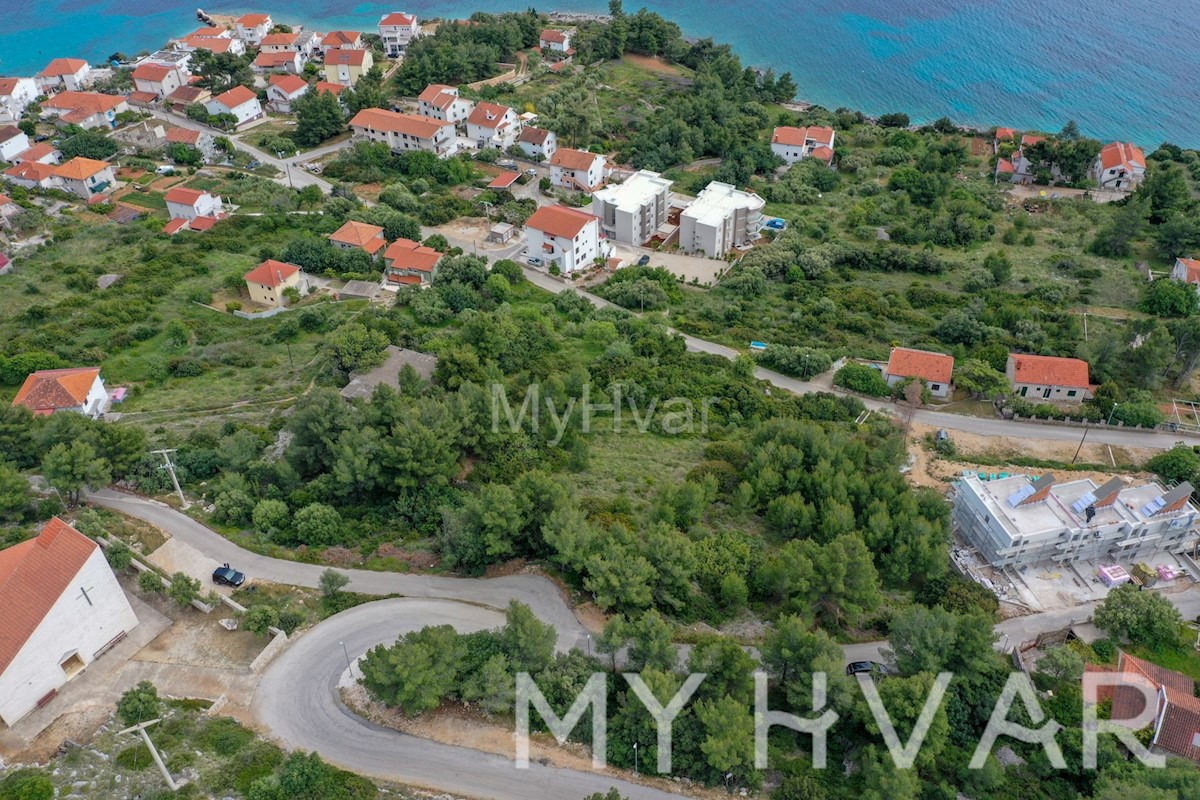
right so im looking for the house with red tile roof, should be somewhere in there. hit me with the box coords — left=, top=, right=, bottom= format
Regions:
left=52, top=157, right=115, bottom=200
left=770, top=125, right=836, bottom=166
left=0, top=193, right=19, bottom=225
left=0, top=77, right=39, bottom=124
left=883, top=347, right=955, bottom=398
left=329, top=220, right=387, bottom=256
left=206, top=85, right=263, bottom=127
left=35, top=58, right=92, bottom=92
left=0, top=518, right=139, bottom=726
left=488, top=171, right=521, bottom=190
left=132, top=63, right=184, bottom=98
left=164, top=85, right=212, bottom=113
left=350, top=108, right=457, bottom=158
left=12, top=367, right=107, bottom=417
left=321, top=30, right=365, bottom=55
left=1092, top=141, right=1147, bottom=191
left=993, top=127, right=1016, bottom=150
left=165, top=186, right=224, bottom=222
left=260, top=32, right=301, bottom=52
left=538, top=28, right=575, bottom=58
left=314, top=81, right=348, bottom=99
left=1171, top=257, right=1200, bottom=295
left=382, top=238, right=442, bottom=287
left=1085, top=651, right=1200, bottom=763
left=40, top=91, right=128, bottom=130
left=177, top=28, right=246, bottom=56
left=378, top=13, right=422, bottom=57
left=3, top=160, right=61, bottom=190
left=1006, top=353, right=1093, bottom=401
left=235, top=13, right=273, bottom=46
left=517, top=126, right=557, bottom=161
left=466, top=101, right=520, bottom=149
left=253, top=50, right=304, bottom=75
left=266, top=74, right=310, bottom=112
left=526, top=205, right=602, bottom=274
left=244, top=259, right=304, bottom=307
left=14, top=142, right=62, bottom=166
left=549, top=147, right=608, bottom=192
left=417, top=84, right=473, bottom=124
left=323, top=49, right=374, bottom=87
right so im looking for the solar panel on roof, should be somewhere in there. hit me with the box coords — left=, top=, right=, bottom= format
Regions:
left=1072, top=492, right=1097, bottom=514
left=1007, top=485, right=1036, bottom=507
left=1140, top=496, right=1166, bottom=516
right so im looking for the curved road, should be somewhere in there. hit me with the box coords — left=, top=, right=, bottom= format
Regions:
left=257, top=598, right=686, bottom=800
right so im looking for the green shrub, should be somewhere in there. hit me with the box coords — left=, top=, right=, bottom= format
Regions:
left=196, top=717, right=255, bottom=756
left=115, top=744, right=154, bottom=770
left=117, top=681, right=161, bottom=727
left=138, top=569, right=165, bottom=593
left=106, top=543, right=133, bottom=571
left=0, top=768, right=54, bottom=800
left=833, top=362, right=890, bottom=397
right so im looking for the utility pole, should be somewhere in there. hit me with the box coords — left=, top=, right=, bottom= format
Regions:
left=152, top=449, right=187, bottom=509
left=1072, top=403, right=1117, bottom=465
left=117, top=719, right=178, bottom=791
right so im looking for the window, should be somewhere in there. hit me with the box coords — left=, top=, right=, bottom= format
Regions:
left=1067, top=390, right=1077, bottom=397
left=931, top=384, right=940, bottom=391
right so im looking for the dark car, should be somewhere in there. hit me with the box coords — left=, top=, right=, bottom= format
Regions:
left=845, top=661, right=888, bottom=677
left=637, top=255, right=651, bottom=266
left=212, top=563, right=246, bottom=587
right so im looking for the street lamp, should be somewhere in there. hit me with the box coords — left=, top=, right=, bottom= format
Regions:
left=633, top=742, right=638, bottom=775
left=339, top=640, right=354, bottom=677
left=585, top=633, right=591, bottom=656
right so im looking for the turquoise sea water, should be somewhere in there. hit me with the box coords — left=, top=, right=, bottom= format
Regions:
left=3, top=1, right=1198, bottom=148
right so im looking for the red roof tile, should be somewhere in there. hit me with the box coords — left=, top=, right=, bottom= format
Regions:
left=467, top=101, right=513, bottom=129
left=42, top=91, right=125, bottom=115
left=1099, top=141, right=1146, bottom=171
left=1008, top=353, right=1090, bottom=388
left=418, top=84, right=458, bottom=109
left=0, top=518, right=100, bottom=675
left=188, top=216, right=219, bottom=232
left=165, top=127, right=200, bottom=145
left=1176, top=257, right=1200, bottom=284
left=131, top=63, right=175, bottom=82
left=380, top=12, right=416, bottom=26
left=54, top=157, right=109, bottom=181
left=260, top=32, right=299, bottom=47
left=268, top=74, right=308, bottom=95
left=351, top=108, right=446, bottom=139
left=526, top=204, right=597, bottom=239
left=314, top=81, right=346, bottom=96
left=213, top=85, right=257, bottom=109
left=162, top=218, right=189, bottom=234
left=887, top=347, right=954, bottom=384
left=244, top=259, right=300, bottom=287
left=237, top=13, right=271, bottom=26
left=540, top=29, right=569, bottom=44
left=164, top=187, right=206, bottom=206
left=994, top=127, right=1016, bottom=141
left=329, top=220, right=386, bottom=253
left=488, top=171, right=520, bottom=189
left=322, top=31, right=363, bottom=47
left=384, top=238, right=442, bottom=272
left=550, top=147, right=601, bottom=171
left=518, top=127, right=552, bottom=145
left=38, top=58, right=88, bottom=78
left=327, top=49, right=369, bottom=67
left=12, top=367, right=100, bottom=412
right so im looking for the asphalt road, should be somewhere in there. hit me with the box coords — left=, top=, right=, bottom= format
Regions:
left=255, top=598, right=688, bottom=800
left=518, top=267, right=1200, bottom=450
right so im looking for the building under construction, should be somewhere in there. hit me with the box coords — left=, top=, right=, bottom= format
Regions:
left=952, top=473, right=1199, bottom=569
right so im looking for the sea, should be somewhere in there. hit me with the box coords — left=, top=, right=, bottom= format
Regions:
left=3, top=0, right=1199, bottom=149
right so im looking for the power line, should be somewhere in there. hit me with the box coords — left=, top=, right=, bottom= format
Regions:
left=151, top=449, right=188, bottom=509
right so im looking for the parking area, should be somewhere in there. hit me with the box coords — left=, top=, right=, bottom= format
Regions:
left=611, top=244, right=731, bottom=286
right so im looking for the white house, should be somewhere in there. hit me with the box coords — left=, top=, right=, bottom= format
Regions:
left=235, top=13, right=273, bottom=46
left=538, top=28, right=574, bottom=57
left=12, top=366, right=107, bottom=417
left=164, top=186, right=224, bottom=221
left=0, top=77, right=39, bottom=124
left=1092, top=141, right=1147, bottom=191
left=53, top=157, right=115, bottom=201
left=379, top=12, right=421, bottom=57
left=1006, top=353, right=1093, bottom=402
left=679, top=181, right=765, bottom=258
left=178, top=28, right=246, bottom=56
left=259, top=31, right=302, bottom=55
left=525, top=204, right=602, bottom=274
left=206, top=86, right=263, bottom=127
left=549, top=147, right=607, bottom=192
left=0, top=518, right=139, bottom=727
left=770, top=125, right=836, bottom=166
left=253, top=50, right=304, bottom=75
left=883, top=347, right=954, bottom=399
left=466, top=102, right=520, bottom=149
left=13, top=142, right=61, bottom=165
left=40, top=91, right=128, bottom=130
left=1171, top=257, right=1200, bottom=294
left=3, top=161, right=61, bottom=191
left=517, top=126, right=557, bottom=161
left=350, top=107, right=457, bottom=158
left=131, top=62, right=184, bottom=99
left=417, top=84, right=473, bottom=125
left=590, top=169, right=673, bottom=245
left=36, top=58, right=92, bottom=92
left=266, top=74, right=310, bottom=113
left=0, top=125, right=31, bottom=162
left=321, top=30, right=365, bottom=55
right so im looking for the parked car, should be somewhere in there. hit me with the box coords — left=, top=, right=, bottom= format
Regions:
left=765, top=218, right=786, bottom=230
left=637, top=255, right=651, bottom=266
left=527, top=257, right=543, bottom=266
left=845, top=661, right=889, bottom=677
left=525, top=168, right=538, bottom=177
left=155, top=165, right=175, bottom=175
left=212, top=563, right=246, bottom=587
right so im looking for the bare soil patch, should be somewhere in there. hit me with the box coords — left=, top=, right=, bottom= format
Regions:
left=621, top=53, right=683, bottom=76
left=133, top=612, right=267, bottom=669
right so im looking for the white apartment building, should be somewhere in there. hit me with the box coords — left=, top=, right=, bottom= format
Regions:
left=350, top=108, right=457, bottom=158
left=590, top=169, right=673, bottom=245
left=417, top=84, right=473, bottom=125
left=0, top=78, right=39, bottom=123
left=379, top=12, right=421, bottom=57
left=679, top=181, right=764, bottom=257
left=953, top=473, right=1200, bottom=570
left=525, top=205, right=602, bottom=274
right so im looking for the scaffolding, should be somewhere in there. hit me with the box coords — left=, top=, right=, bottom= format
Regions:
left=1166, top=399, right=1200, bottom=434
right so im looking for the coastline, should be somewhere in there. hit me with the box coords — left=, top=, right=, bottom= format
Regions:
left=0, top=3, right=1193, bottom=148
